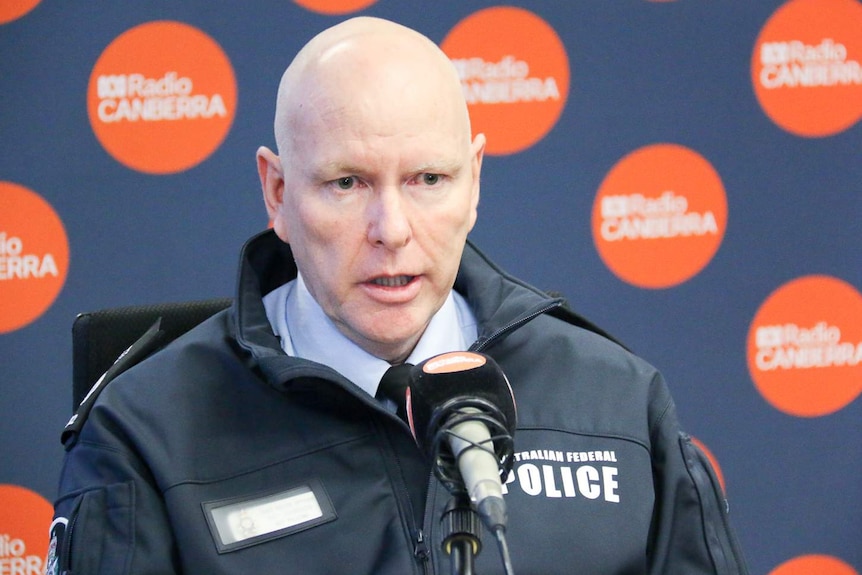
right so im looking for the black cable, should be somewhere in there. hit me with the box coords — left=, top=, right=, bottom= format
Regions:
left=493, top=527, right=516, bottom=575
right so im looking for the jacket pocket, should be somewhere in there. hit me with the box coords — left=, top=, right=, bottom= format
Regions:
left=62, top=481, right=135, bottom=575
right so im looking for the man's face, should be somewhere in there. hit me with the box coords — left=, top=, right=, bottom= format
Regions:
left=265, top=54, right=484, bottom=362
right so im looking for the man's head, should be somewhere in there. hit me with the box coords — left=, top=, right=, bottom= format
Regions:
left=258, top=17, right=485, bottom=364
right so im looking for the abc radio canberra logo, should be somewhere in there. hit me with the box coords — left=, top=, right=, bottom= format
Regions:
left=441, top=6, right=570, bottom=156
left=752, top=0, right=862, bottom=137
left=292, top=0, right=377, bottom=14
left=747, top=275, right=862, bottom=417
left=0, top=484, right=53, bottom=575
left=0, top=182, right=69, bottom=334
left=591, top=143, right=727, bottom=289
left=88, top=21, right=237, bottom=174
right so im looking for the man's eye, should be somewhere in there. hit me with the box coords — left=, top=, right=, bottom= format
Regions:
left=422, top=173, right=440, bottom=185
left=336, top=176, right=355, bottom=190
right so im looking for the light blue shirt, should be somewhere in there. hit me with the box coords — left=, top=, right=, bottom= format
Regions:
left=262, top=273, right=478, bottom=398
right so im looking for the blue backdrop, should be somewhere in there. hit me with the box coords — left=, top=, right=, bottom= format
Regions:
left=1, top=2, right=860, bottom=573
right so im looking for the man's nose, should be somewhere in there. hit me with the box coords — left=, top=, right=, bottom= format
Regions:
left=367, top=188, right=412, bottom=249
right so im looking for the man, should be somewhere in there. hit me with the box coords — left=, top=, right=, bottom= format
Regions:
left=50, top=17, right=748, bottom=575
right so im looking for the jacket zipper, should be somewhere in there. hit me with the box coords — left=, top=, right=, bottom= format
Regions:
left=413, top=528, right=431, bottom=574
left=470, top=299, right=563, bottom=353
left=420, top=471, right=440, bottom=575
left=376, top=415, right=433, bottom=574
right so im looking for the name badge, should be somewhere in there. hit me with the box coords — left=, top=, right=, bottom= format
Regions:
left=203, top=479, right=336, bottom=553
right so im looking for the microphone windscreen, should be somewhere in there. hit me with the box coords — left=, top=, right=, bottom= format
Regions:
left=406, top=351, right=516, bottom=458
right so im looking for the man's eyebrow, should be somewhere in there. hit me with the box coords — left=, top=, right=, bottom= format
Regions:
left=410, top=158, right=463, bottom=174
left=311, top=162, right=367, bottom=179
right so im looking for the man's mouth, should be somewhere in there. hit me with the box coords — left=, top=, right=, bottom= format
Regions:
left=369, top=275, right=415, bottom=287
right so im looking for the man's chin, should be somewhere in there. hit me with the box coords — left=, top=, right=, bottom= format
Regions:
left=353, top=322, right=427, bottom=362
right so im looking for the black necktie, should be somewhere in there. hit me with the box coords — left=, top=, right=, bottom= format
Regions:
left=376, top=363, right=413, bottom=421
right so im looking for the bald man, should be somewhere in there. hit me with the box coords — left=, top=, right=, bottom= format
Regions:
left=50, top=17, right=748, bottom=575
left=258, top=17, right=484, bottom=365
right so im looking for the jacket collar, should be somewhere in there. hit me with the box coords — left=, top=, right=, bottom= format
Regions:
left=231, top=230, right=564, bottom=387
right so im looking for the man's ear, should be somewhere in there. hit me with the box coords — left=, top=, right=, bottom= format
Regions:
left=257, top=146, right=289, bottom=242
left=468, top=132, right=486, bottom=230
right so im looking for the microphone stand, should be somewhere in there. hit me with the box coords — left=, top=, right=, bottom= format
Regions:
left=441, top=494, right=482, bottom=575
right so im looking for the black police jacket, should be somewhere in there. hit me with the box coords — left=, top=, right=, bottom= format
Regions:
left=50, top=230, right=748, bottom=575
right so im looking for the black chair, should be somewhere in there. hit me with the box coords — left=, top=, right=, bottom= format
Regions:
left=71, top=297, right=232, bottom=411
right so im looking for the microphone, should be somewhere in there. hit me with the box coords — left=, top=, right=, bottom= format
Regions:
left=405, top=351, right=517, bottom=533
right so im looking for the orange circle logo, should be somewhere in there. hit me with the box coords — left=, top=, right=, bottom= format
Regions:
left=591, top=144, right=727, bottom=289
left=0, top=182, right=70, bottom=334
left=747, top=275, right=862, bottom=417
left=292, top=0, right=377, bottom=14
left=0, top=484, right=54, bottom=573
left=441, top=6, right=570, bottom=156
left=769, top=554, right=859, bottom=575
left=752, top=0, right=862, bottom=137
left=0, top=0, right=40, bottom=24
left=87, top=21, right=237, bottom=174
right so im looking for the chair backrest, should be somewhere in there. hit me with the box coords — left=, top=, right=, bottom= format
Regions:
left=71, top=297, right=232, bottom=411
